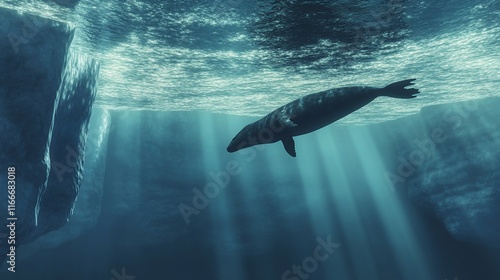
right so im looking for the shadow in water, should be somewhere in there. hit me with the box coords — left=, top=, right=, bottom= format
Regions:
left=250, top=0, right=410, bottom=70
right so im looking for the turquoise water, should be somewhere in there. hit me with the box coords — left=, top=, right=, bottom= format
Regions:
left=0, top=0, right=498, bottom=123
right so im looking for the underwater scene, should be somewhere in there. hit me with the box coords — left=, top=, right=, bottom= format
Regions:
left=0, top=0, right=499, bottom=279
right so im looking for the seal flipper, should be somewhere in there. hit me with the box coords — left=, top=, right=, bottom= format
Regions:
left=381, top=79, right=419, bottom=99
left=282, top=137, right=296, bottom=157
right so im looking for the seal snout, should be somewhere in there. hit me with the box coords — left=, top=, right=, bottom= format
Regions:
left=226, top=145, right=236, bottom=153
left=226, top=139, right=238, bottom=153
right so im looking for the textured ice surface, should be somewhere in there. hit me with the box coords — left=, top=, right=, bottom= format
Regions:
left=382, top=97, right=500, bottom=248
left=17, top=109, right=110, bottom=259
left=0, top=6, right=99, bottom=263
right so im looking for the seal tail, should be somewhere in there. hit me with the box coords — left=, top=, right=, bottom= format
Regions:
left=380, top=79, right=419, bottom=99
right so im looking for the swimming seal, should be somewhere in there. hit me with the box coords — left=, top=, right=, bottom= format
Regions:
left=227, top=79, right=419, bottom=157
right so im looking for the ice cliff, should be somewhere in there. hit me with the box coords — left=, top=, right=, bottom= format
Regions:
left=0, top=6, right=99, bottom=264
left=379, top=97, right=500, bottom=248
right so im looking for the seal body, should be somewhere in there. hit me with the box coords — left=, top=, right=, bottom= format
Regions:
left=227, top=79, right=419, bottom=157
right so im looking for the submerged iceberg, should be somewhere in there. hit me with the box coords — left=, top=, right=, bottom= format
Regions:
left=379, top=98, right=500, bottom=248
left=0, top=6, right=99, bottom=264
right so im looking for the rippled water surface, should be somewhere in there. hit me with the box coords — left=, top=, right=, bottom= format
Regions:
left=1, top=0, right=498, bottom=123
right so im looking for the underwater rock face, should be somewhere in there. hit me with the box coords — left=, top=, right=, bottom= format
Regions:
left=0, top=6, right=99, bottom=263
left=381, top=97, right=500, bottom=248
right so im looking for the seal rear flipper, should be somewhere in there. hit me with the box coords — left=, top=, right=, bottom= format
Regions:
left=381, top=79, right=420, bottom=99
left=282, top=137, right=296, bottom=157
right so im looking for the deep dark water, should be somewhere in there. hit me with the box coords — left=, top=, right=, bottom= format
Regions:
left=4, top=206, right=500, bottom=280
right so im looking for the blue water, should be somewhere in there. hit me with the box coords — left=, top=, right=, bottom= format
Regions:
left=1, top=1, right=499, bottom=280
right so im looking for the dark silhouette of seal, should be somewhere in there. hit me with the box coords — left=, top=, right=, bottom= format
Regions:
left=227, top=79, right=419, bottom=157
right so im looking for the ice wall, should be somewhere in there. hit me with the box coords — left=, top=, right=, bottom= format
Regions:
left=16, top=109, right=110, bottom=259
left=0, top=6, right=99, bottom=264
left=379, top=97, right=500, bottom=248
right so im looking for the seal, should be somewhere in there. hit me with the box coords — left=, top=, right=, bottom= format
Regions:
left=227, top=79, right=419, bottom=157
